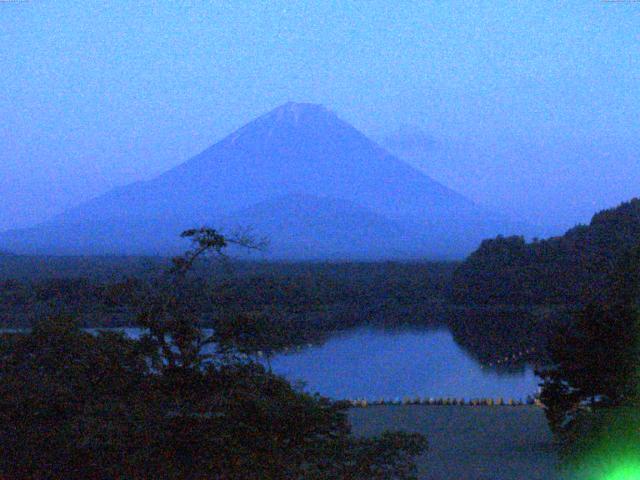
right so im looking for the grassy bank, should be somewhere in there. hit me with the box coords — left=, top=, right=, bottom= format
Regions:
left=349, top=405, right=560, bottom=480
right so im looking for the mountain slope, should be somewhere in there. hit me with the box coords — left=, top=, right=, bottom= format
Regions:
left=0, top=102, right=524, bottom=258
left=217, top=194, right=446, bottom=260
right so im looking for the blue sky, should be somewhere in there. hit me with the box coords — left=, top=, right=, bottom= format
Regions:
left=1, top=1, right=638, bottom=233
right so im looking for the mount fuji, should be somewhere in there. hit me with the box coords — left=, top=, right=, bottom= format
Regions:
left=0, top=103, right=526, bottom=259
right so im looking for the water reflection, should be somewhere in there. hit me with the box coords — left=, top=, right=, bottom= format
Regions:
left=269, top=326, right=539, bottom=400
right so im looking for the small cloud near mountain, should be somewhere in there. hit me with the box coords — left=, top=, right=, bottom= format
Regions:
left=382, top=126, right=438, bottom=157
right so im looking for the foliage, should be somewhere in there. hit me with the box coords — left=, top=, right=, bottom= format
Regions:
left=0, top=317, right=151, bottom=479
left=538, top=303, right=640, bottom=435
left=214, top=311, right=297, bottom=366
left=537, top=243, right=640, bottom=467
left=0, top=229, right=427, bottom=479
left=452, top=198, right=640, bottom=306
left=447, top=305, right=561, bottom=369
left=554, top=407, right=640, bottom=479
left=301, top=431, right=428, bottom=480
left=170, top=227, right=268, bottom=275
left=0, top=260, right=455, bottom=348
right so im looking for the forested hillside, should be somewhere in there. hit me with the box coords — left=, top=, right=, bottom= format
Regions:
left=451, top=198, right=640, bottom=306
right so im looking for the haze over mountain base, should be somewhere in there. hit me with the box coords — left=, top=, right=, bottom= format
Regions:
left=0, top=103, right=532, bottom=260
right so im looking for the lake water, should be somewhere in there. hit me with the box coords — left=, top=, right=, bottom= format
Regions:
left=11, top=326, right=540, bottom=401
left=269, top=327, right=539, bottom=401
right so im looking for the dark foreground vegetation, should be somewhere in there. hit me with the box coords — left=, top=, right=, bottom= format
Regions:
left=0, top=229, right=427, bottom=479
left=446, top=196, right=640, bottom=476
left=537, top=243, right=640, bottom=478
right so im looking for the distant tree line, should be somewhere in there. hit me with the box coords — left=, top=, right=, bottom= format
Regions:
left=0, top=260, right=455, bottom=349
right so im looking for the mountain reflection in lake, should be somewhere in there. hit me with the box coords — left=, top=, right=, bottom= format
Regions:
left=269, top=327, right=539, bottom=401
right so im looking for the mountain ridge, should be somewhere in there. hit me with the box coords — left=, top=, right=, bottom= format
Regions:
left=0, top=102, right=528, bottom=259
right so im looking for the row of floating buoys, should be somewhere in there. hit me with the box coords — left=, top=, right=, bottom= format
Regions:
left=347, top=395, right=538, bottom=407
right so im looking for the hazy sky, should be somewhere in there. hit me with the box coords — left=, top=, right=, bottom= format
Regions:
left=1, top=1, right=638, bottom=234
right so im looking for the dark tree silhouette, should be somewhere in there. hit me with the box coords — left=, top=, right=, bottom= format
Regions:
left=537, top=243, right=640, bottom=469
left=0, top=228, right=427, bottom=479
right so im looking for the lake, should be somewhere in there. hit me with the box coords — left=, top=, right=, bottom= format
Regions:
left=269, top=327, right=540, bottom=401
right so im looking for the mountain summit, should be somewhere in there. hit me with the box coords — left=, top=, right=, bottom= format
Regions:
left=0, top=103, right=524, bottom=259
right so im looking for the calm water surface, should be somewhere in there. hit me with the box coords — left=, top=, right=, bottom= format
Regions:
left=269, top=327, right=539, bottom=401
